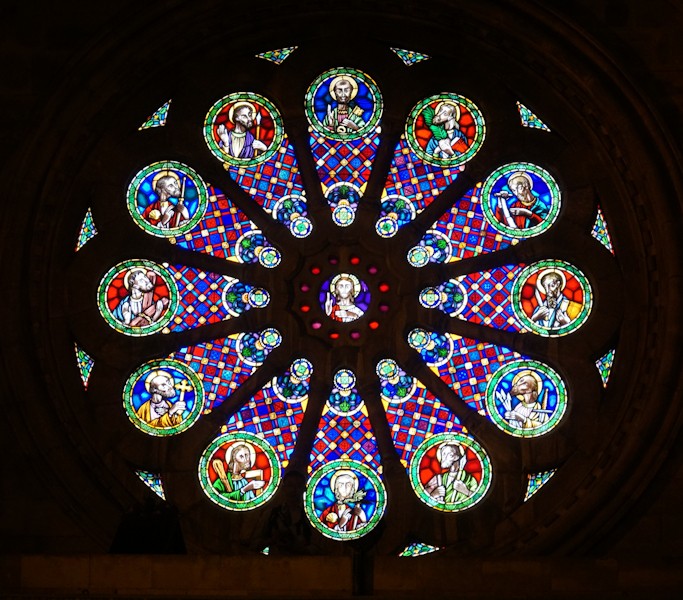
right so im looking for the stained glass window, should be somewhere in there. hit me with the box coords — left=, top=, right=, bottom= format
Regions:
left=596, top=349, right=616, bottom=388
left=135, top=470, right=166, bottom=500
left=255, top=47, right=298, bottom=64
left=516, top=101, right=550, bottom=131
left=74, top=343, right=94, bottom=390
left=399, top=542, right=441, bottom=557
left=524, top=470, right=557, bottom=501
left=592, top=205, right=615, bottom=254
left=139, top=100, right=171, bottom=130
left=78, top=48, right=617, bottom=550
left=75, top=208, right=97, bottom=251
left=390, top=47, right=431, bottom=66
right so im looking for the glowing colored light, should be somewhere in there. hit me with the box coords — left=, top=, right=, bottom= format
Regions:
left=311, top=266, right=321, bottom=275
left=300, top=304, right=311, bottom=313
left=311, top=320, right=322, bottom=330
left=378, top=283, right=390, bottom=292
left=330, top=332, right=340, bottom=339
left=350, top=256, right=361, bottom=265
left=369, top=321, right=380, bottom=330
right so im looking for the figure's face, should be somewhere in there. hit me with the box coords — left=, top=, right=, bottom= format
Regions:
left=334, top=80, right=352, bottom=104
left=234, top=106, right=254, bottom=129
left=334, top=476, right=355, bottom=501
left=440, top=446, right=459, bottom=469
left=433, top=105, right=455, bottom=124
left=515, top=375, right=537, bottom=396
left=511, top=178, right=530, bottom=199
left=545, top=276, right=562, bottom=297
left=335, top=278, right=353, bottom=300
left=131, top=271, right=153, bottom=292
left=152, top=375, right=176, bottom=398
left=161, top=178, right=181, bottom=198
left=233, top=447, right=251, bottom=470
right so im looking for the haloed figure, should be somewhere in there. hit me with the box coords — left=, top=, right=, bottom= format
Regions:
left=217, top=101, right=268, bottom=159
left=325, top=274, right=364, bottom=322
left=320, top=469, right=367, bottom=532
left=324, top=76, right=365, bottom=134
left=212, top=442, right=266, bottom=501
left=113, top=268, right=169, bottom=327
left=143, top=174, right=189, bottom=229
left=136, top=370, right=186, bottom=428
left=424, top=441, right=477, bottom=504
left=531, top=271, right=571, bottom=330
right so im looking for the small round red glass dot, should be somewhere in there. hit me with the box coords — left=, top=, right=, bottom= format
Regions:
left=328, top=256, right=339, bottom=265
left=350, top=256, right=361, bottom=265
left=300, top=304, right=310, bottom=313
left=369, top=321, right=380, bottom=330
left=311, top=321, right=322, bottom=330
left=378, top=283, right=390, bottom=293
left=300, top=283, right=310, bottom=292
left=329, top=332, right=340, bottom=339
left=350, top=331, right=361, bottom=340
left=379, top=303, right=390, bottom=312
left=311, top=266, right=321, bottom=275
left=367, top=265, right=378, bottom=275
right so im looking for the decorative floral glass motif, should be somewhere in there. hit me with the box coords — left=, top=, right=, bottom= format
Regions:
left=82, top=51, right=606, bottom=545
left=524, top=470, right=557, bottom=501
left=135, top=470, right=166, bottom=500
left=516, top=101, right=550, bottom=132
left=390, top=47, right=431, bottom=66
left=139, top=99, right=171, bottom=130
left=256, top=46, right=297, bottom=64
left=592, top=205, right=614, bottom=254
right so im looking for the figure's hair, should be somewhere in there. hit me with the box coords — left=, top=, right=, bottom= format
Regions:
left=541, top=272, right=562, bottom=287
left=154, top=175, right=177, bottom=195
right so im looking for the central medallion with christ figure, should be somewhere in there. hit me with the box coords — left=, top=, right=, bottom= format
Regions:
left=320, top=273, right=371, bottom=323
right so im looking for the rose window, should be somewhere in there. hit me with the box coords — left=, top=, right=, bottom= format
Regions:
left=75, top=47, right=616, bottom=552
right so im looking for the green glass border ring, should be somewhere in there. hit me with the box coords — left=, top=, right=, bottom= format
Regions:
left=304, top=459, right=387, bottom=541
left=305, top=67, right=383, bottom=141
left=409, top=432, right=492, bottom=512
left=511, top=259, right=593, bottom=337
left=484, top=359, right=567, bottom=437
left=97, top=259, right=179, bottom=336
left=405, top=93, right=485, bottom=168
left=126, top=160, right=209, bottom=238
left=123, top=358, right=204, bottom=436
left=480, top=162, right=561, bottom=238
left=198, top=431, right=282, bottom=511
left=203, top=92, right=284, bottom=167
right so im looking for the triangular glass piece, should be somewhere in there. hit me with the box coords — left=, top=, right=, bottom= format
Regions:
left=390, top=47, right=431, bottom=66
left=261, top=547, right=270, bottom=555
left=256, top=46, right=298, bottom=65
left=399, top=542, right=441, bottom=557
left=596, top=348, right=616, bottom=388
left=74, top=343, right=94, bottom=389
left=135, top=470, right=166, bottom=500
left=139, top=100, right=171, bottom=130
left=516, top=101, right=550, bottom=131
left=524, top=470, right=556, bottom=501
left=75, top=208, right=98, bottom=251
left=591, top=206, right=614, bottom=254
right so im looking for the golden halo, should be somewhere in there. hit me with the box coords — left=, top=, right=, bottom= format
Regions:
left=328, top=75, right=359, bottom=102
left=224, top=440, right=256, bottom=470
left=329, top=468, right=359, bottom=493
left=511, top=368, right=543, bottom=394
left=330, top=272, right=361, bottom=298
left=433, top=100, right=461, bottom=123
left=507, top=171, right=534, bottom=191
left=228, top=101, right=257, bottom=125
left=151, top=169, right=181, bottom=193
left=143, top=369, right=174, bottom=394
left=123, top=267, right=148, bottom=291
left=536, top=267, right=567, bottom=295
